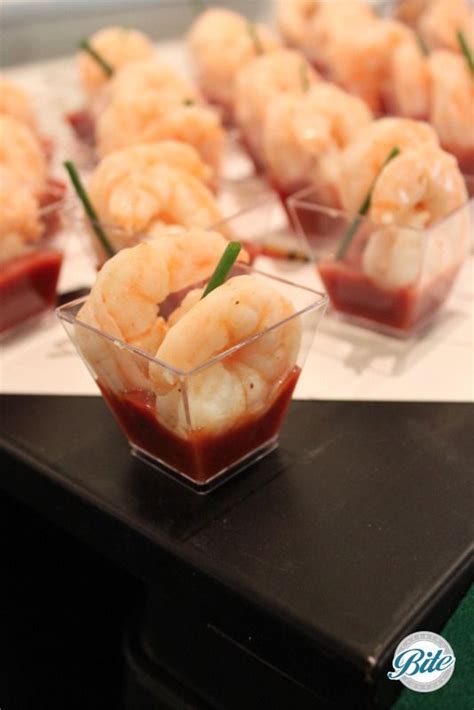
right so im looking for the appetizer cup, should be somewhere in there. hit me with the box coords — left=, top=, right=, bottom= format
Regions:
left=288, top=188, right=472, bottom=337
left=0, top=193, right=70, bottom=337
left=58, top=265, right=327, bottom=492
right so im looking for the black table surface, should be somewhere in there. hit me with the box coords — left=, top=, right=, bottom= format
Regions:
left=1, top=394, right=472, bottom=698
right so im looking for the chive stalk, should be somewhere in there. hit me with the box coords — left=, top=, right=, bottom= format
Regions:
left=201, top=242, right=242, bottom=298
left=416, top=33, right=429, bottom=56
left=336, top=146, right=401, bottom=260
left=63, top=161, right=116, bottom=260
left=457, top=30, right=474, bottom=76
left=247, top=22, right=264, bottom=56
left=79, top=39, right=114, bottom=77
left=300, top=61, right=311, bottom=93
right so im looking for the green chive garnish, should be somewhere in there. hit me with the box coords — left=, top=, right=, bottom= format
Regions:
left=300, top=61, right=311, bottom=93
left=247, top=22, right=264, bottom=56
left=336, top=146, right=401, bottom=260
left=457, top=30, right=474, bottom=76
left=183, top=98, right=195, bottom=106
left=201, top=242, right=242, bottom=298
left=64, top=161, right=116, bottom=260
left=79, top=39, right=114, bottom=77
left=416, top=33, right=429, bottom=57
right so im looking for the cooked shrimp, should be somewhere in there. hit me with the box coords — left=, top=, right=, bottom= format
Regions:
left=0, top=76, right=36, bottom=131
left=107, top=58, right=199, bottom=109
left=96, top=95, right=224, bottom=175
left=276, top=0, right=318, bottom=48
left=326, top=19, right=412, bottom=113
left=362, top=146, right=469, bottom=290
left=150, top=274, right=301, bottom=436
left=339, top=118, right=440, bottom=214
left=370, top=145, right=468, bottom=228
left=419, top=0, right=474, bottom=53
left=0, top=115, right=47, bottom=193
left=78, top=26, right=154, bottom=99
left=78, top=229, right=246, bottom=353
left=88, top=164, right=223, bottom=256
left=302, top=1, right=376, bottom=69
left=187, top=8, right=280, bottom=116
left=89, top=140, right=213, bottom=209
left=0, top=168, right=42, bottom=263
left=362, top=206, right=470, bottom=291
left=384, top=35, right=431, bottom=119
left=234, top=49, right=320, bottom=163
left=262, top=82, right=372, bottom=199
left=428, top=50, right=474, bottom=172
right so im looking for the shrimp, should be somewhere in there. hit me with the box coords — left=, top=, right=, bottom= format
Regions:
left=149, top=274, right=301, bottom=436
left=106, top=59, right=199, bottom=109
left=78, top=229, right=247, bottom=352
left=0, top=115, right=47, bottom=193
left=87, top=164, right=223, bottom=257
left=325, top=19, right=413, bottom=113
left=418, top=0, right=474, bottom=53
left=370, top=145, right=468, bottom=228
left=0, top=76, right=36, bottom=131
left=362, top=146, right=469, bottom=290
left=0, top=168, right=42, bottom=263
left=96, top=95, right=225, bottom=176
left=89, top=140, right=213, bottom=210
left=187, top=8, right=280, bottom=117
left=76, top=230, right=248, bottom=391
left=262, top=82, right=372, bottom=199
left=428, top=50, right=474, bottom=172
left=234, top=49, right=320, bottom=163
left=302, top=1, right=376, bottom=70
left=78, top=26, right=154, bottom=99
left=276, top=0, right=318, bottom=49
left=384, top=35, right=431, bottom=120
left=338, top=117, right=440, bottom=215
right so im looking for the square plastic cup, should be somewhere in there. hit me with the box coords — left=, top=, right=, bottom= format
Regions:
left=288, top=187, right=472, bottom=337
left=0, top=190, right=71, bottom=338
left=57, top=265, right=327, bottom=492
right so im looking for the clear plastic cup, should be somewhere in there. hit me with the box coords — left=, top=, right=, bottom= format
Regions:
left=288, top=187, right=472, bottom=337
left=57, top=264, right=327, bottom=491
left=0, top=189, right=70, bottom=337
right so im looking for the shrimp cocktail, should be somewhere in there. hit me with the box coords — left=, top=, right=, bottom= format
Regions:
left=58, top=228, right=327, bottom=491
left=0, top=81, right=67, bottom=336
left=290, top=118, right=472, bottom=336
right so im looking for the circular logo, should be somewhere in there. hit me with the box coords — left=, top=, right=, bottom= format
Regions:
left=388, top=631, right=455, bottom=693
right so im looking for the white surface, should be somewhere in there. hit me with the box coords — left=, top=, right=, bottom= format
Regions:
left=1, top=52, right=473, bottom=402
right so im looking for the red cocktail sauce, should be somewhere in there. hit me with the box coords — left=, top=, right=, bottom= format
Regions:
left=66, top=109, right=96, bottom=146
left=0, top=250, right=63, bottom=334
left=318, top=260, right=461, bottom=332
left=0, top=180, right=65, bottom=335
left=39, top=178, right=66, bottom=237
left=100, top=367, right=300, bottom=484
